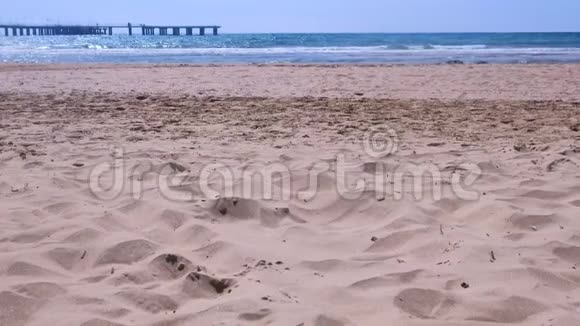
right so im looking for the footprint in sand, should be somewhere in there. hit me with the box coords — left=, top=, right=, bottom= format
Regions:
left=13, top=282, right=67, bottom=299
left=148, top=253, right=201, bottom=280
left=238, top=308, right=272, bottom=322
left=6, top=261, right=61, bottom=277
left=182, top=272, right=236, bottom=299
left=116, top=290, right=178, bottom=314
left=80, top=319, right=126, bottom=326
left=95, top=239, right=157, bottom=266
left=394, top=288, right=455, bottom=319
left=394, top=287, right=546, bottom=323
left=553, top=246, right=580, bottom=264
left=313, top=315, right=354, bottom=326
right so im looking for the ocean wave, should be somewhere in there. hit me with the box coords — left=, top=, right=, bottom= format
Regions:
left=82, top=44, right=108, bottom=49
left=2, top=39, right=580, bottom=64
left=430, top=44, right=488, bottom=50
left=5, top=45, right=580, bottom=55
left=4, top=44, right=493, bottom=52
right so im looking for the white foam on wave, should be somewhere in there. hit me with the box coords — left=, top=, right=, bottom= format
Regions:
left=4, top=45, right=580, bottom=56
left=2, top=43, right=580, bottom=64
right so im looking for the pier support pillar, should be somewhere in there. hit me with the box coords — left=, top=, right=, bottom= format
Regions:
left=19, top=28, right=24, bottom=36
left=213, top=27, right=218, bottom=35
left=32, top=28, right=37, bottom=36
left=186, top=27, right=192, bottom=35
left=26, top=28, right=30, bottom=36
left=128, top=23, right=132, bottom=36
left=199, top=27, right=205, bottom=36
left=173, top=27, right=180, bottom=35
left=108, top=27, right=113, bottom=35
left=4, top=27, right=8, bottom=36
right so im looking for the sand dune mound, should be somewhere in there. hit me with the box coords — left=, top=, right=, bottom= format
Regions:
left=394, top=289, right=546, bottom=323
left=509, top=213, right=559, bottom=231
left=553, top=246, right=580, bottom=264
left=13, top=282, right=67, bottom=299
left=95, top=239, right=157, bottom=266
left=0, top=291, right=41, bottom=326
left=47, top=247, right=86, bottom=271
left=469, top=296, right=546, bottom=323
left=350, top=270, right=425, bottom=290
left=5, top=262, right=60, bottom=277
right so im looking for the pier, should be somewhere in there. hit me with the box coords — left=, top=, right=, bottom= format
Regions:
left=0, top=23, right=221, bottom=36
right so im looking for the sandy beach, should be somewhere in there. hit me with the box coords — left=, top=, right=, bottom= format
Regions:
left=1, top=64, right=580, bottom=326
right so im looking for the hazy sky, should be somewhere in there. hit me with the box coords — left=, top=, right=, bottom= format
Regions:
left=1, top=0, right=579, bottom=33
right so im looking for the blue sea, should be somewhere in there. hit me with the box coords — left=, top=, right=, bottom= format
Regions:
left=1, top=33, right=580, bottom=64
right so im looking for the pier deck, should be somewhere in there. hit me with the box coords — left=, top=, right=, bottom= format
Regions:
left=0, top=23, right=221, bottom=36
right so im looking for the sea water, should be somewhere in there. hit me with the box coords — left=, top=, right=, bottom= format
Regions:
left=1, top=33, right=579, bottom=64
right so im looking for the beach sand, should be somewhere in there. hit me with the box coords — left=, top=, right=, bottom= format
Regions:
left=1, top=64, right=579, bottom=326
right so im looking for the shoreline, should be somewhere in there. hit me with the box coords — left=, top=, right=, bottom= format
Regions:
left=3, top=62, right=580, bottom=68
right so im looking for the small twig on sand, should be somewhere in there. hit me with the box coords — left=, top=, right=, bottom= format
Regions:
left=490, top=250, right=496, bottom=263
left=440, top=224, right=444, bottom=236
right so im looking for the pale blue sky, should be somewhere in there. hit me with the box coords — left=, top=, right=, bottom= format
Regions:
left=1, top=0, right=579, bottom=33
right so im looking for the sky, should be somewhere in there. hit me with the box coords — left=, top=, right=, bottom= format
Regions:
left=1, top=0, right=579, bottom=33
